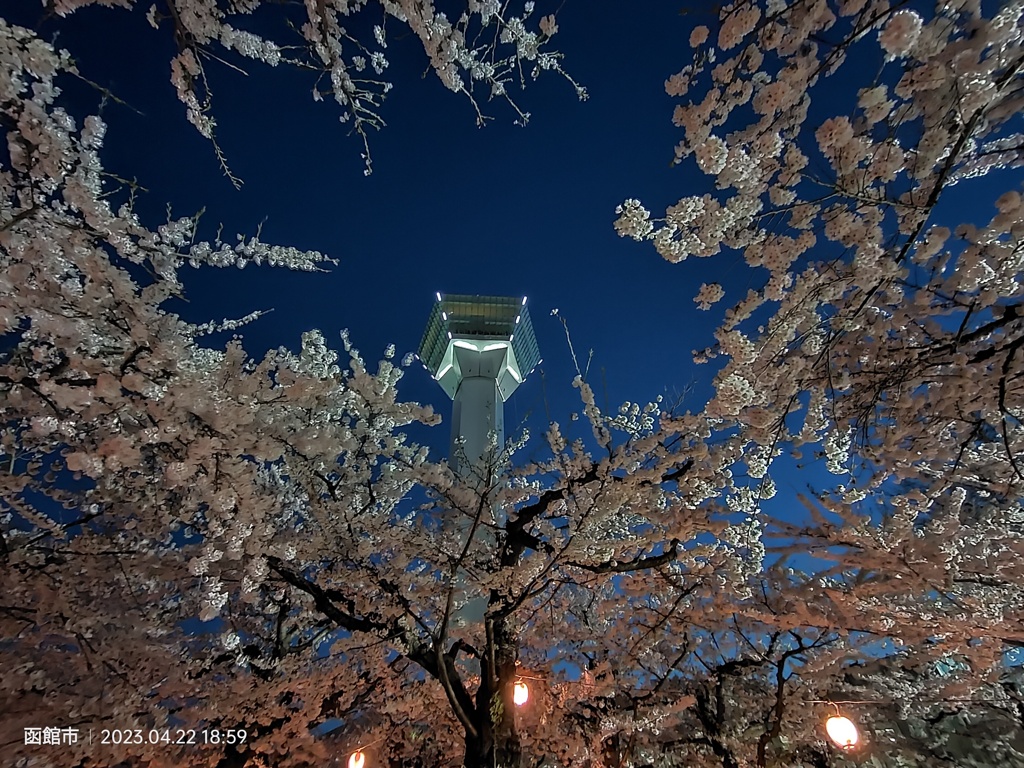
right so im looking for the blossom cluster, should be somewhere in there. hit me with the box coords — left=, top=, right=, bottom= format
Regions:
left=693, top=282, right=725, bottom=310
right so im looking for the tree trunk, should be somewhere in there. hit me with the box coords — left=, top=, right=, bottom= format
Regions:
left=463, top=611, right=522, bottom=768
left=463, top=725, right=522, bottom=768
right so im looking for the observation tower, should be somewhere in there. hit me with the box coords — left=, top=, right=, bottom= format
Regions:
left=418, top=293, right=541, bottom=478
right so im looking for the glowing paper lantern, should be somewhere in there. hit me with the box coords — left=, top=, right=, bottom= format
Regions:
left=825, top=714, right=859, bottom=750
left=513, top=680, right=529, bottom=706
left=348, top=750, right=366, bottom=768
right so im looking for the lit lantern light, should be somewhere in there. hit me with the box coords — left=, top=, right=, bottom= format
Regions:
left=513, top=680, right=529, bottom=706
left=348, top=749, right=366, bottom=768
left=825, top=713, right=859, bottom=750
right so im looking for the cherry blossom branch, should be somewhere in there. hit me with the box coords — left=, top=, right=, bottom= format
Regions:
left=567, top=538, right=682, bottom=575
left=265, top=555, right=379, bottom=635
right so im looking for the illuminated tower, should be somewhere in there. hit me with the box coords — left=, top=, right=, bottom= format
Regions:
left=418, top=293, right=541, bottom=479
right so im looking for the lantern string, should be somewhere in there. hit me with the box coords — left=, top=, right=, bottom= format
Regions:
left=348, top=735, right=387, bottom=753
left=807, top=697, right=1013, bottom=705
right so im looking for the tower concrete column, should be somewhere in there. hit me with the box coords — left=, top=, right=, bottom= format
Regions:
left=448, top=344, right=509, bottom=479
left=417, top=294, right=541, bottom=627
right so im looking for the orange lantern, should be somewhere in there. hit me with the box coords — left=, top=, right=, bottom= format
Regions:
left=348, top=750, right=366, bottom=768
left=825, top=713, right=859, bottom=750
left=513, top=680, right=529, bottom=706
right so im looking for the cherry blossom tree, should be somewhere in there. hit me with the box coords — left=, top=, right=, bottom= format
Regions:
left=612, top=0, right=1024, bottom=762
left=0, top=14, right=733, bottom=767
left=37, top=0, right=585, bottom=181
left=4, top=0, right=1024, bottom=767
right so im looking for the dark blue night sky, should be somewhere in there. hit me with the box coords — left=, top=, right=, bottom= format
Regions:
left=9, top=2, right=733, bottom=446
left=6, top=0, right=927, bottom=528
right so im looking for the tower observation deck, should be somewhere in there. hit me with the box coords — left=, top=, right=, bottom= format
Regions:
left=418, top=293, right=541, bottom=479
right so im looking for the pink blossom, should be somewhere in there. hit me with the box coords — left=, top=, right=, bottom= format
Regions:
left=693, top=282, right=725, bottom=310
left=878, top=9, right=923, bottom=58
